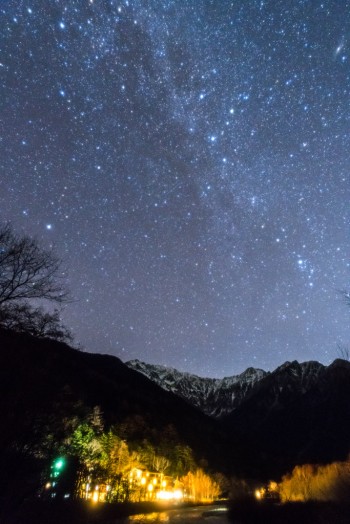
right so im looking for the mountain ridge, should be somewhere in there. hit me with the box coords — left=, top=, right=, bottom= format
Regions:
left=126, top=357, right=350, bottom=477
left=126, top=358, right=267, bottom=418
left=3, top=326, right=350, bottom=484
left=126, top=358, right=329, bottom=418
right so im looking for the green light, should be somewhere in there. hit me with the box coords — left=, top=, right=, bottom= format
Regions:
left=55, top=459, right=64, bottom=470
left=51, top=457, right=65, bottom=474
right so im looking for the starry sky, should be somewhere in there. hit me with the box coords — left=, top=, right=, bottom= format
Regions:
left=1, top=1, right=350, bottom=377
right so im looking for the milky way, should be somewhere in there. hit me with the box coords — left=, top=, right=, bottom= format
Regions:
left=1, top=1, right=350, bottom=377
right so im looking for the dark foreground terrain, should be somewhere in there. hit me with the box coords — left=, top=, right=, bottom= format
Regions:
left=1, top=500, right=218, bottom=524
left=228, top=498, right=350, bottom=524
left=4, top=499, right=350, bottom=524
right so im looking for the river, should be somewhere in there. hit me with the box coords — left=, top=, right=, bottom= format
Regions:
left=119, top=504, right=231, bottom=523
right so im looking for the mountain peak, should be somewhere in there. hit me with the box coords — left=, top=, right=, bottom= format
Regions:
left=126, top=358, right=332, bottom=420
left=126, top=360, right=268, bottom=418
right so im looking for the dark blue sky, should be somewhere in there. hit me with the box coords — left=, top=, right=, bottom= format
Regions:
left=1, top=1, right=350, bottom=377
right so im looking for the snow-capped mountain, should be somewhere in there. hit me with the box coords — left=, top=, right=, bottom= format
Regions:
left=126, top=359, right=328, bottom=419
left=126, top=359, right=267, bottom=418
left=226, top=359, right=326, bottom=420
left=223, top=358, right=350, bottom=477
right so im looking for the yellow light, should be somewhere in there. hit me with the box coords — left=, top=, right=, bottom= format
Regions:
left=45, top=482, right=51, bottom=489
left=141, top=477, right=146, bottom=485
left=255, top=489, right=261, bottom=499
left=148, top=484, right=153, bottom=492
left=92, top=492, right=99, bottom=502
left=156, top=490, right=172, bottom=500
left=162, top=480, right=167, bottom=488
left=173, top=489, right=183, bottom=500
left=156, top=489, right=184, bottom=501
left=153, top=478, right=157, bottom=485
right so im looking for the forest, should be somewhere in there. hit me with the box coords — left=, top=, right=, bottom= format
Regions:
left=2, top=225, right=350, bottom=524
left=41, top=407, right=222, bottom=503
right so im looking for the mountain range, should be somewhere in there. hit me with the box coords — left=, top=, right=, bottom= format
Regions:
left=0, top=328, right=227, bottom=512
left=126, top=358, right=323, bottom=418
left=127, top=357, right=350, bottom=478
left=2, top=326, right=350, bottom=492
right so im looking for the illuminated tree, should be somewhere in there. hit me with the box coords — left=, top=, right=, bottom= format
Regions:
left=152, top=454, right=170, bottom=475
left=181, top=469, right=220, bottom=502
left=67, top=416, right=140, bottom=502
left=277, top=464, right=314, bottom=502
left=88, top=406, right=104, bottom=433
left=100, top=432, right=132, bottom=474
left=68, top=422, right=103, bottom=498
left=99, top=431, right=137, bottom=502
left=277, top=461, right=350, bottom=502
left=171, top=445, right=195, bottom=477
left=137, top=440, right=156, bottom=470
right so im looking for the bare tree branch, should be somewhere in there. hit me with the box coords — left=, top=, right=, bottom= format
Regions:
left=0, top=303, right=72, bottom=342
left=0, top=224, right=69, bottom=305
left=0, top=223, right=72, bottom=342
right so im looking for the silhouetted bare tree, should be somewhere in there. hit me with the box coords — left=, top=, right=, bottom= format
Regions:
left=0, top=224, right=69, bottom=305
left=0, top=223, right=72, bottom=342
left=0, top=303, right=72, bottom=342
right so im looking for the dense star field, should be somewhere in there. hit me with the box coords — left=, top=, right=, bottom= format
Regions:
left=1, top=1, right=350, bottom=377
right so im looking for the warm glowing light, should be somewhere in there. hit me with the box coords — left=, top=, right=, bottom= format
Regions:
left=255, top=489, right=262, bottom=499
left=92, top=491, right=99, bottom=502
left=156, top=489, right=183, bottom=501
left=45, top=482, right=51, bottom=489
left=162, top=480, right=167, bottom=487
left=148, top=484, right=153, bottom=492
left=173, top=489, right=183, bottom=500
left=141, top=477, right=146, bottom=485
left=156, top=490, right=173, bottom=501
left=153, top=478, right=157, bottom=485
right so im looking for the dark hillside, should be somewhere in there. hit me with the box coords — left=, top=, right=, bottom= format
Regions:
left=3, top=327, right=350, bottom=507
left=0, top=328, right=226, bottom=455
left=0, top=329, right=227, bottom=511
left=223, top=359, right=350, bottom=479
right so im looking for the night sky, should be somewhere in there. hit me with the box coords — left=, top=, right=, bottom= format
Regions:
left=1, top=1, right=350, bottom=377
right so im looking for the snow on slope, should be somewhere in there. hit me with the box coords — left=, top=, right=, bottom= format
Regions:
left=126, top=359, right=267, bottom=418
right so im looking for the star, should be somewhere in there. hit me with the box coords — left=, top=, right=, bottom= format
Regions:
left=1, top=0, right=349, bottom=377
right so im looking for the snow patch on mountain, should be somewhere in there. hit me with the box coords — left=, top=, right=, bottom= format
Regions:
left=126, top=359, right=267, bottom=418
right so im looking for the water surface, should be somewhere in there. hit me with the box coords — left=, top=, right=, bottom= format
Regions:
left=121, top=505, right=230, bottom=523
